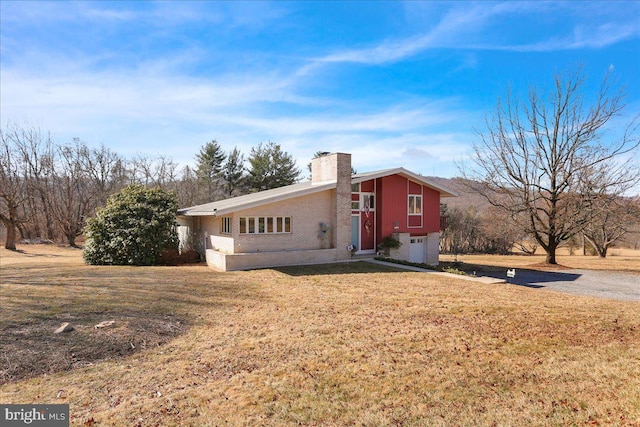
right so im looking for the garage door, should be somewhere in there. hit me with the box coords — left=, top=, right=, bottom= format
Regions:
left=409, top=238, right=425, bottom=263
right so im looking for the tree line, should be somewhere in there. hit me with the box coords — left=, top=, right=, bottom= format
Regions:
left=440, top=203, right=534, bottom=256
left=439, top=198, right=640, bottom=258
left=0, top=123, right=301, bottom=250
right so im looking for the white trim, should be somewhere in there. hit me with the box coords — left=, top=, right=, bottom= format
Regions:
left=360, top=193, right=375, bottom=214
left=180, top=181, right=336, bottom=216
left=221, top=216, right=232, bottom=235
left=407, top=184, right=423, bottom=228
left=408, top=194, right=423, bottom=215
left=352, top=167, right=457, bottom=197
left=239, top=216, right=292, bottom=235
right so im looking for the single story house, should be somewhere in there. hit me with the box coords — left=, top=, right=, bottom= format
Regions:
left=177, top=153, right=456, bottom=271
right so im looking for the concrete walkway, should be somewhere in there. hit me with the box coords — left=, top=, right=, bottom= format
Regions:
left=365, top=259, right=505, bottom=284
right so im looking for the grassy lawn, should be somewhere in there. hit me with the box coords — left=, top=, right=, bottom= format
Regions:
left=1, top=245, right=639, bottom=426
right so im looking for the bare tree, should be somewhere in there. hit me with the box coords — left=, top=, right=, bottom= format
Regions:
left=175, top=165, right=199, bottom=208
left=82, top=143, right=127, bottom=207
left=440, top=205, right=482, bottom=254
left=583, top=196, right=640, bottom=258
left=1, top=122, right=192, bottom=248
left=129, top=154, right=155, bottom=186
left=153, top=155, right=180, bottom=190
left=465, top=69, right=640, bottom=264
left=440, top=204, right=523, bottom=254
left=52, top=141, right=96, bottom=247
left=11, top=125, right=57, bottom=240
left=129, top=154, right=179, bottom=190
left=512, top=239, right=538, bottom=256
left=479, top=205, right=525, bottom=254
left=0, top=128, right=29, bottom=249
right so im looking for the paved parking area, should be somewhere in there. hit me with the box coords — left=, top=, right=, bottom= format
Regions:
left=367, top=259, right=639, bottom=302
left=478, top=268, right=640, bottom=302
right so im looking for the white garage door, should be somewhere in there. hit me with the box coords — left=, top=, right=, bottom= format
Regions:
left=409, top=238, right=425, bottom=263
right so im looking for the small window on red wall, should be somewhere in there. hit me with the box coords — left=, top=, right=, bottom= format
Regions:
left=408, top=195, right=422, bottom=215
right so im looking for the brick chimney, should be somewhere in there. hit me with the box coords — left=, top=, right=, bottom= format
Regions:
left=311, top=153, right=352, bottom=258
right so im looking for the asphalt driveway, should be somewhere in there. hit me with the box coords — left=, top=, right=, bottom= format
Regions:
left=478, top=268, right=640, bottom=302
left=367, top=259, right=639, bottom=302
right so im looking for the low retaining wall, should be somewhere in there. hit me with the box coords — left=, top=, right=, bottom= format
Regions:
left=205, top=248, right=348, bottom=271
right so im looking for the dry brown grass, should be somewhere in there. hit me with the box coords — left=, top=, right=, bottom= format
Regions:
left=1, top=245, right=639, bottom=426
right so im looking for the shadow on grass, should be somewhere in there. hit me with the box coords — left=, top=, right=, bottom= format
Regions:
left=8, top=249, right=72, bottom=258
left=461, top=263, right=582, bottom=289
left=272, top=261, right=409, bottom=276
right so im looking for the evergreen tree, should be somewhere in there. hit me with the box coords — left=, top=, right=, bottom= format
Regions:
left=195, top=140, right=226, bottom=200
left=223, top=147, right=246, bottom=196
left=246, top=142, right=301, bottom=192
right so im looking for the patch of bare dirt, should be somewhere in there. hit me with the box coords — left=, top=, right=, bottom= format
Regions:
left=0, top=312, right=187, bottom=384
left=527, top=262, right=573, bottom=270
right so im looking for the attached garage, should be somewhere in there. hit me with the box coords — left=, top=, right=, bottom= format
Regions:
left=408, top=237, right=426, bottom=263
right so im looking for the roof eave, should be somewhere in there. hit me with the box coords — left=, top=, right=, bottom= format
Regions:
left=352, top=168, right=458, bottom=197
left=178, top=181, right=337, bottom=216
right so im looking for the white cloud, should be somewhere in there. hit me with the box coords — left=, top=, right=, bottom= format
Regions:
left=313, top=2, right=640, bottom=65
left=0, top=1, right=289, bottom=29
left=1, top=52, right=477, bottom=179
left=0, top=1, right=137, bottom=24
left=490, top=22, right=640, bottom=52
left=277, top=131, right=472, bottom=178
left=82, top=5, right=137, bottom=22
left=313, top=2, right=525, bottom=64
left=402, top=147, right=434, bottom=160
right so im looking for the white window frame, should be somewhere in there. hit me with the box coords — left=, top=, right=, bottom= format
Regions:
left=408, top=195, right=422, bottom=215
left=221, top=216, right=232, bottom=235
left=239, top=216, right=292, bottom=234
left=361, top=194, right=375, bottom=212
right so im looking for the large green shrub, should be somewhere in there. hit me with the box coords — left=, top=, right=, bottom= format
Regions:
left=83, top=185, right=179, bottom=265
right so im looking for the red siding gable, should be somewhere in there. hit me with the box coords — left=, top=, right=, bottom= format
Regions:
left=375, top=174, right=441, bottom=240
left=422, top=185, right=440, bottom=232
left=360, top=180, right=374, bottom=192
left=408, top=180, right=422, bottom=195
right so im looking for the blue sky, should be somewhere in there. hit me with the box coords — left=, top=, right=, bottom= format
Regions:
left=1, top=1, right=639, bottom=177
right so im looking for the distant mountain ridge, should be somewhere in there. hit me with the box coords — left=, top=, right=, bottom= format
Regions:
left=427, top=177, right=491, bottom=209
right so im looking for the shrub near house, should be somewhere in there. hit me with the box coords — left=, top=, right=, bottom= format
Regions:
left=83, top=185, right=179, bottom=265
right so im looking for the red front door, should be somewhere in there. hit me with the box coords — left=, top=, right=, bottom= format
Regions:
left=360, top=211, right=375, bottom=251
